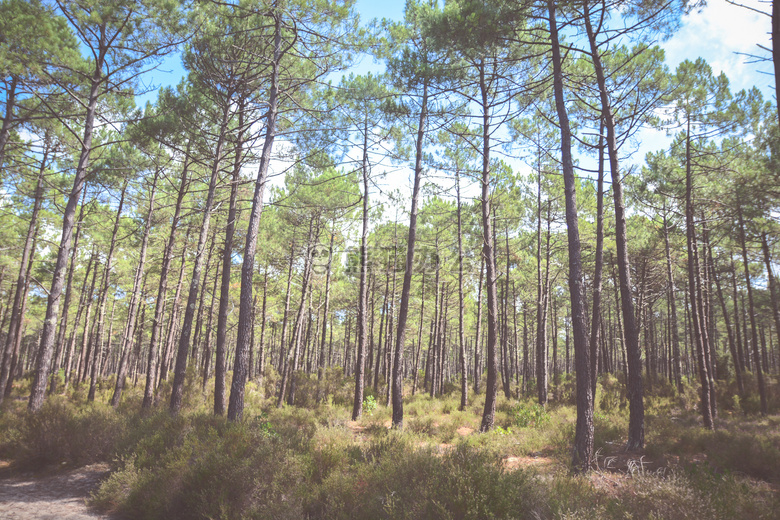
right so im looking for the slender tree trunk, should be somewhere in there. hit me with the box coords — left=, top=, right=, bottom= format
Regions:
left=284, top=223, right=317, bottom=406
left=142, top=152, right=191, bottom=410
left=590, top=119, right=605, bottom=399
left=171, top=101, right=234, bottom=415
left=713, top=256, right=744, bottom=397
left=214, top=100, right=245, bottom=415
left=317, top=233, right=334, bottom=403
left=111, top=170, right=159, bottom=407
left=536, top=173, right=549, bottom=406
left=4, top=230, right=39, bottom=397
left=51, top=162, right=87, bottom=395
left=88, top=182, right=128, bottom=402
left=455, top=166, right=468, bottom=411
left=478, top=58, right=500, bottom=433
left=685, top=123, right=713, bottom=429
left=351, top=116, right=371, bottom=421
left=160, top=236, right=189, bottom=384
left=391, top=80, right=428, bottom=425
left=501, top=225, right=512, bottom=399
left=29, top=59, right=104, bottom=413
left=761, top=234, right=780, bottom=359
left=475, top=257, right=484, bottom=394
left=0, top=154, right=46, bottom=403
left=201, top=260, right=222, bottom=390
left=226, top=13, right=281, bottom=421
left=737, top=200, right=768, bottom=415
left=63, top=250, right=95, bottom=392
left=549, top=0, right=594, bottom=471
left=663, top=211, right=685, bottom=395
left=583, top=1, right=643, bottom=449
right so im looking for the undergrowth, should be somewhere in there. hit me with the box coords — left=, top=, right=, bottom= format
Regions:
left=0, top=372, right=777, bottom=519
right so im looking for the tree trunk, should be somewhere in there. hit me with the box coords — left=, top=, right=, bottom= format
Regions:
left=590, top=119, right=605, bottom=399
left=737, top=200, right=768, bottom=415
left=316, top=234, right=334, bottom=403
left=283, top=222, right=317, bottom=406
left=684, top=123, right=714, bottom=429
left=351, top=114, right=371, bottom=421
left=475, top=257, right=484, bottom=394
left=0, top=153, right=46, bottom=403
left=171, top=100, right=233, bottom=415
left=214, top=100, right=246, bottom=415
left=583, top=0, right=643, bottom=449
left=29, top=60, right=103, bottom=413
left=226, top=13, right=281, bottom=421
left=478, top=58, right=500, bottom=433
left=548, top=0, right=594, bottom=471
left=142, top=152, right=191, bottom=410
left=88, top=181, right=128, bottom=402
left=111, top=170, right=159, bottom=407
left=761, top=234, right=780, bottom=360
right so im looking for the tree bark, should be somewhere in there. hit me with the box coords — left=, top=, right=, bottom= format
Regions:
left=28, top=48, right=105, bottom=412
left=737, top=200, right=768, bottom=415
left=478, top=58, right=500, bottom=433
left=0, top=154, right=46, bottom=403
left=111, top=170, right=159, bottom=407
left=142, top=152, right=191, bottom=410
left=226, top=11, right=281, bottom=421
left=88, top=182, right=128, bottom=402
left=548, top=0, right=594, bottom=471
left=583, top=0, right=643, bottom=449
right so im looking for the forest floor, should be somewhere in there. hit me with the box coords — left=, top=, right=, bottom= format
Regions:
left=1, top=374, right=778, bottom=519
left=0, top=461, right=110, bottom=519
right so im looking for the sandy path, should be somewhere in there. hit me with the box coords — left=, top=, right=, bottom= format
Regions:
left=0, top=463, right=110, bottom=520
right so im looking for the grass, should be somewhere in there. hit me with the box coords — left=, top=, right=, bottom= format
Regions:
left=0, top=371, right=778, bottom=519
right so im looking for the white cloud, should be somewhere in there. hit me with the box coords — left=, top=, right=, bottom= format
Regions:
left=664, top=0, right=773, bottom=96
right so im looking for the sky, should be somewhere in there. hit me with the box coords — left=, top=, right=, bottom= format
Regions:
left=134, top=0, right=773, bottom=198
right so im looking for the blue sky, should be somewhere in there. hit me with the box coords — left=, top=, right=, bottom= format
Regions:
left=139, top=0, right=773, bottom=108
left=133, top=0, right=773, bottom=191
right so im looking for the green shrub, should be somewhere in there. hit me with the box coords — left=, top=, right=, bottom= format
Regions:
left=511, top=402, right=550, bottom=428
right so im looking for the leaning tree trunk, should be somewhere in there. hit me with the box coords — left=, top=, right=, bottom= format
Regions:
left=549, top=0, right=594, bottom=472
left=142, top=152, right=190, bottom=410
left=0, top=154, right=46, bottom=404
left=29, top=60, right=104, bottom=413
left=50, top=186, right=89, bottom=396
left=111, top=169, right=159, bottom=407
left=226, top=13, right=281, bottom=421
left=88, top=181, right=128, bottom=402
left=214, top=99, right=245, bottom=415
left=62, top=249, right=96, bottom=392
left=170, top=103, right=233, bottom=415
left=583, top=0, right=643, bottom=450
left=392, top=80, right=428, bottom=428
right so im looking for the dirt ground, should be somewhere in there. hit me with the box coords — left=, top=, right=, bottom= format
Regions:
left=0, top=462, right=110, bottom=520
